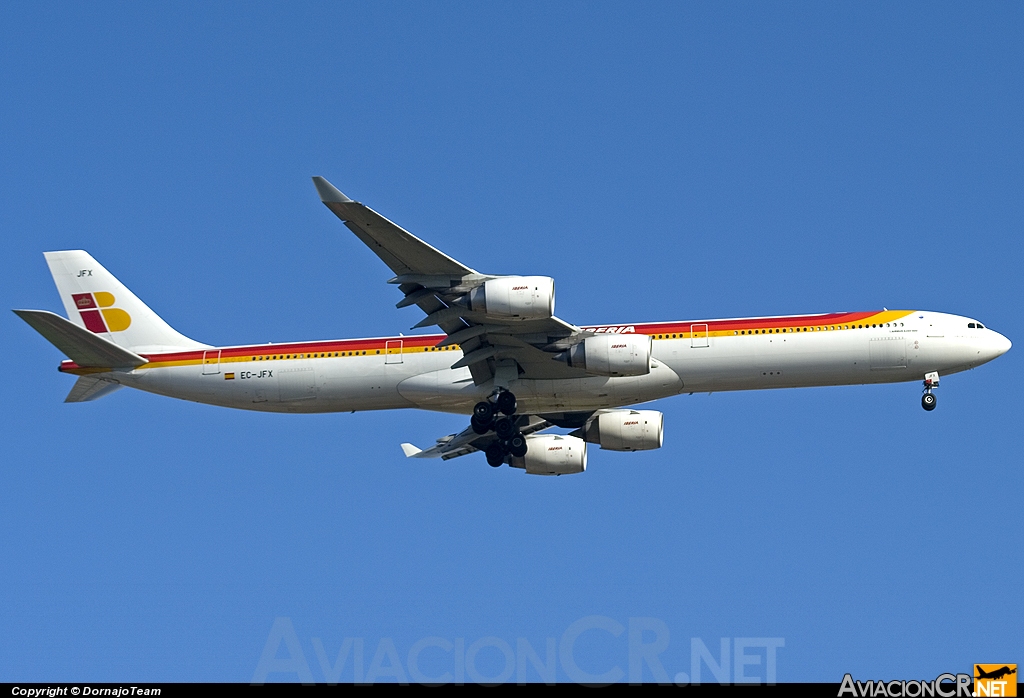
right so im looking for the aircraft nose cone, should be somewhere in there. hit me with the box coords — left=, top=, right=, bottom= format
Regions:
left=993, top=332, right=1012, bottom=357
left=979, top=330, right=1012, bottom=362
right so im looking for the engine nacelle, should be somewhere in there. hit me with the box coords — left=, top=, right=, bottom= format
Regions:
left=560, top=334, right=651, bottom=377
left=467, top=276, right=554, bottom=321
left=510, top=434, right=587, bottom=475
left=582, top=410, right=663, bottom=451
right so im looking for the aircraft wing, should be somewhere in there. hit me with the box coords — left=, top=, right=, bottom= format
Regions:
left=401, top=416, right=555, bottom=460
left=312, top=177, right=475, bottom=278
left=313, top=177, right=587, bottom=385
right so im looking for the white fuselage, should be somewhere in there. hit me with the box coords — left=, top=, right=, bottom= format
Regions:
left=69, top=310, right=1010, bottom=415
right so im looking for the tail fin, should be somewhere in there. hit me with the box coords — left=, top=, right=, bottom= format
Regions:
left=43, top=250, right=207, bottom=352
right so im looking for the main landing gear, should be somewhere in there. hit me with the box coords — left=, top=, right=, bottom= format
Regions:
left=472, top=390, right=527, bottom=466
left=921, top=372, right=939, bottom=411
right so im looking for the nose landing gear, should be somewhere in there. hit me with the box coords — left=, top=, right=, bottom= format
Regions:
left=921, top=372, right=939, bottom=411
left=472, top=390, right=526, bottom=465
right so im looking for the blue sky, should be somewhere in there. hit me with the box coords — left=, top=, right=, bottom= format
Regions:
left=2, top=2, right=1021, bottom=683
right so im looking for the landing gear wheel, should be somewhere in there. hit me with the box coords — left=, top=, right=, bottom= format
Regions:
left=471, top=415, right=492, bottom=434
left=485, top=442, right=505, bottom=467
left=508, top=433, right=528, bottom=458
left=496, top=390, right=517, bottom=416
left=921, top=372, right=939, bottom=412
left=473, top=401, right=495, bottom=423
left=494, top=417, right=516, bottom=440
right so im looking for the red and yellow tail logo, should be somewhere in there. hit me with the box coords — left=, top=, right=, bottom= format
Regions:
left=975, top=664, right=1017, bottom=697
left=72, top=292, right=131, bottom=333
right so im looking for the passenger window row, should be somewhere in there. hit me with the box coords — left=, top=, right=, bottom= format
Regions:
left=242, top=344, right=459, bottom=361
left=731, top=321, right=904, bottom=336
left=651, top=322, right=906, bottom=339
left=655, top=321, right=905, bottom=337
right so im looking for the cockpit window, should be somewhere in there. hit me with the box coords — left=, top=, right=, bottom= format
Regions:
left=968, top=322, right=986, bottom=330
left=968, top=323, right=976, bottom=328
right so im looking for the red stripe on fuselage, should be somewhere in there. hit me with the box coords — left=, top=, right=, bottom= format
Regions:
left=630, top=311, right=879, bottom=335
left=56, top=311, right=894, bottom=372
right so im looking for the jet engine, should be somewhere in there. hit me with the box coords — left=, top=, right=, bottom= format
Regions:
left=467, top=276, right=555, bottom=320
left=580, top=409, right=663, bottom=451
left=509, top=434, right=587, bottom=475
left=559, top=334, right=652, bottom=377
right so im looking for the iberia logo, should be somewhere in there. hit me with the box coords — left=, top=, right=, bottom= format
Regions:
left=975, top=665, right=1017, bottom=697
left=72, top=292, right=132, bottom=333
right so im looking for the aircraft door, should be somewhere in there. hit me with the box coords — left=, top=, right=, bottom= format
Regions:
left=385, top=339, right=404, bottom=364
left=869, top=337, right=907, bottom=370
left=202, top=349, right=221, bottom=375
left=690, top=324, right=709, bottom=348
left=278, top=367, right=316, bottom=401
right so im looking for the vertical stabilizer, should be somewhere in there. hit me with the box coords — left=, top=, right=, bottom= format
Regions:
left=43, top=251, right=208, bottom=353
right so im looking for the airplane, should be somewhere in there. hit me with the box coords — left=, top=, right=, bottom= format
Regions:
left=14, top=177, right=1012, bottom=475
left=975, top=666, right=1016, bottom=681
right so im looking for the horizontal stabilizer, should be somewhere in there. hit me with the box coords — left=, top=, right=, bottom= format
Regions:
left=14, top=309, right=148, bottom=368
left=65, top=376, right=123, bottom=402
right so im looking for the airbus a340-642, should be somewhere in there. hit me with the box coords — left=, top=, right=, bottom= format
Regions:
left=16, top=177, right=1011, bottom=475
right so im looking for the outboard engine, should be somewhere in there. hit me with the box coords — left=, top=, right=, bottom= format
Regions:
left=509, top=434, right=587, bottom=475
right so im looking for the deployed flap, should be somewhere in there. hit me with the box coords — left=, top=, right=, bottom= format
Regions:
left=65, top=376, right=123, bottom=402
left=402, top=416, right=554, bottom=460
left=14, top=309, right=148, bottom=367
left=403, top=424, right=486, bottom=460
left=313, top=177, right=475, bottom=277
